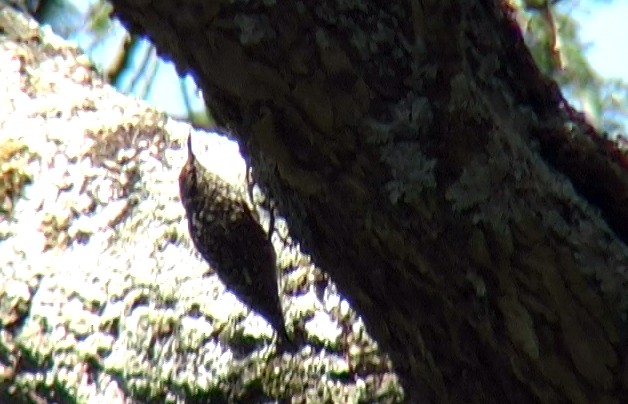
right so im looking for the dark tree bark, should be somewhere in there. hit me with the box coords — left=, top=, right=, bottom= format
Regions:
left=110, top=0, right=628, bottom=402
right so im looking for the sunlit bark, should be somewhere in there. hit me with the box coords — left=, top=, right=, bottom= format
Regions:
left=110, top=1, right=628, bottom=401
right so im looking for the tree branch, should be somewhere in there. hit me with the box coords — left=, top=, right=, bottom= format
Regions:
left=110, top=0, right=628, bottom=401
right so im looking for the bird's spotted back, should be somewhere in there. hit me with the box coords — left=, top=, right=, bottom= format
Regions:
left=178, top=134, right=294, bottom=350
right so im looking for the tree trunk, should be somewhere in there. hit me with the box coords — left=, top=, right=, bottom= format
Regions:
left=110, top=0, right=628, bottom=401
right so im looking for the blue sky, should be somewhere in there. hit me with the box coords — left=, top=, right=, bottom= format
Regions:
left=144, top=1, right=628, bottom=122
left=53, top=1, right=628, bottom=124
left=576, top=1, right=628, bottom=81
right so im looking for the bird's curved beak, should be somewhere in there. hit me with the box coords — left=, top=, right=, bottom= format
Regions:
left=186, top=133, right=194, bottom=163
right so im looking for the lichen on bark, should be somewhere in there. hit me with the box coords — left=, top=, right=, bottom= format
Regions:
left=105, top=0, right=628, bottom=401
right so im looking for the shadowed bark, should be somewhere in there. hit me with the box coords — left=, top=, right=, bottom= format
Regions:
left=110, top=1, right=628, bottom=402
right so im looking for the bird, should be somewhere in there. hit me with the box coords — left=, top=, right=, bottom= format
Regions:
left=178, top=134, right=295, bottom=351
